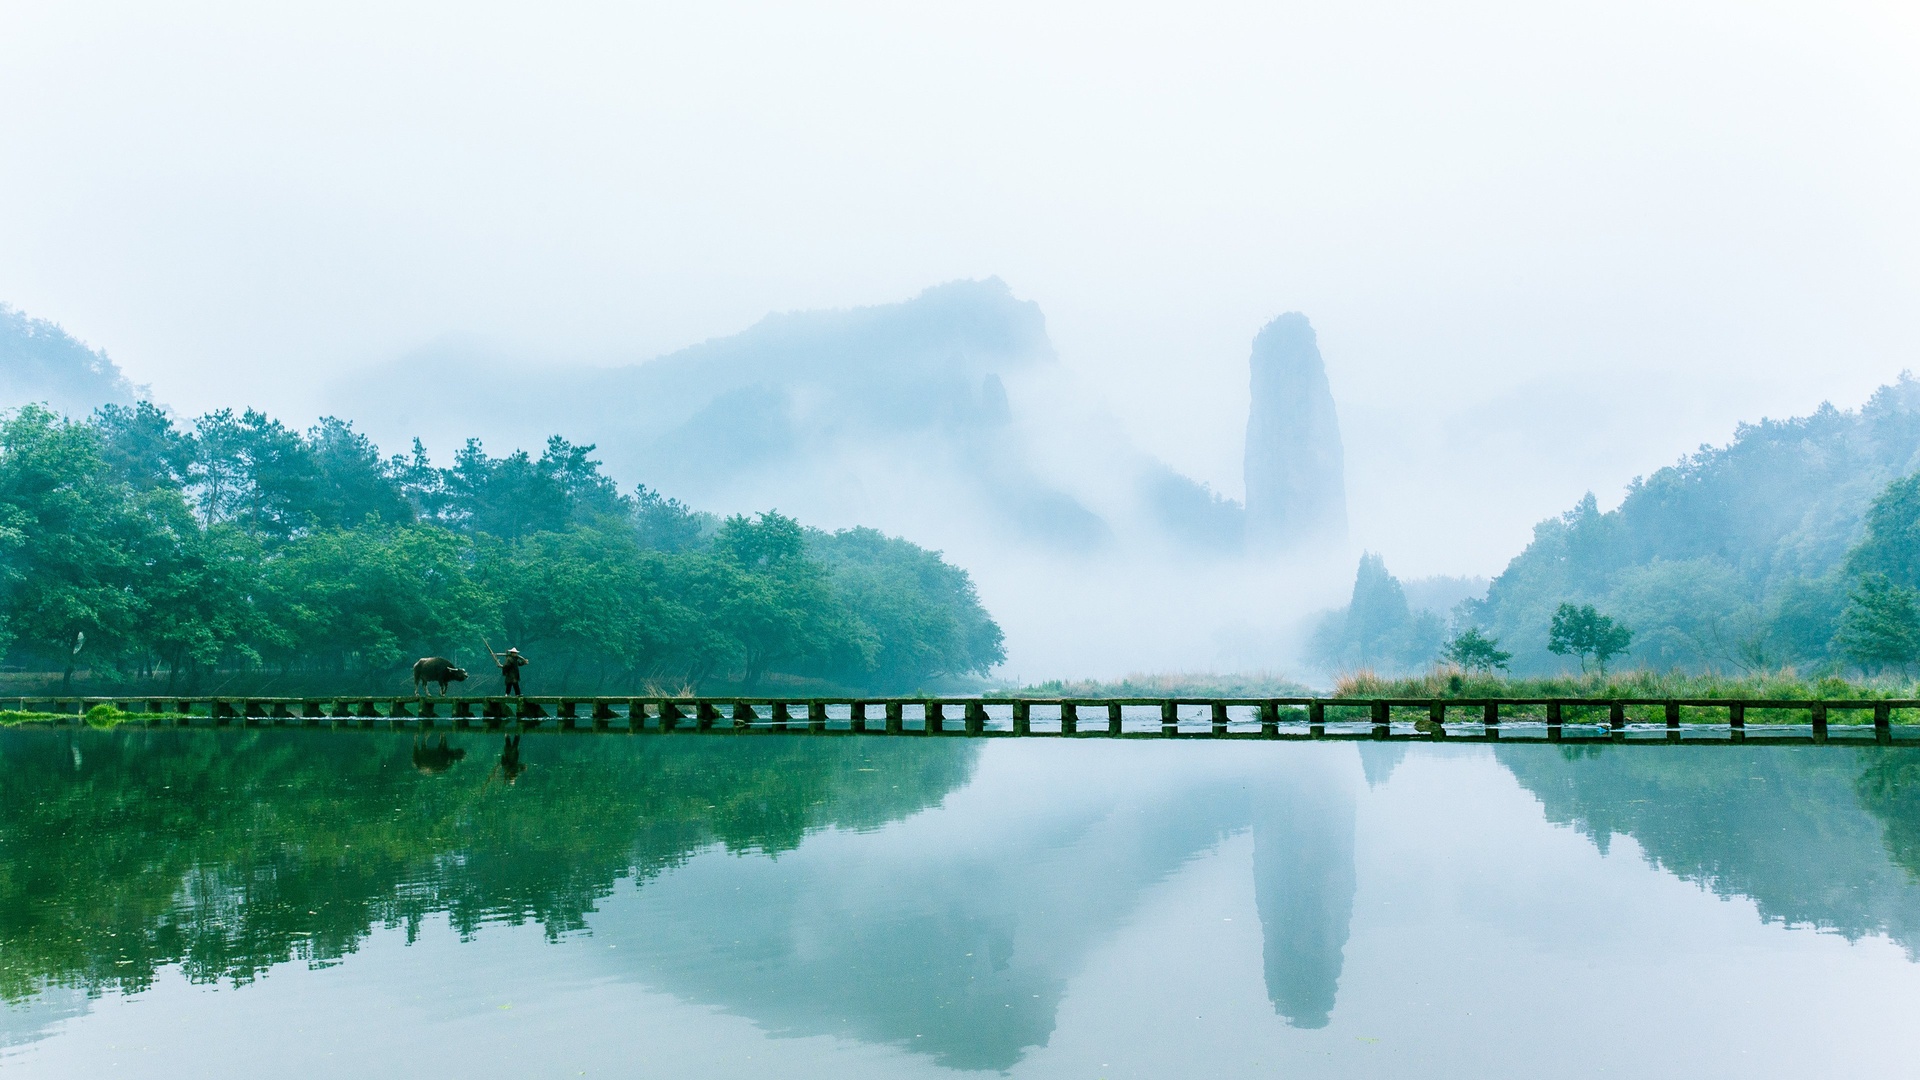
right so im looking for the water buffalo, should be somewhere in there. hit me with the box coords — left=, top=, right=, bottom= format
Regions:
left=413, top=656, right=468, bottom=695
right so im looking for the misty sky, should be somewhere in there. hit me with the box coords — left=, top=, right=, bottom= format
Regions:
left=3, top=0, right=1917, bottom=578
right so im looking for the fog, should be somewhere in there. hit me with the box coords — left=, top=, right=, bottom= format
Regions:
left=3, top=0, right=1918, bottom=678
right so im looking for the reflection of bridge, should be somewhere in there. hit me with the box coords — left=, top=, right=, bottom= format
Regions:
left=18, top=695, right=1920, bottom=742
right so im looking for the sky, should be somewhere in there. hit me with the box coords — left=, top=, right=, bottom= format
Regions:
left=2, top=0, right=1918, bottom=579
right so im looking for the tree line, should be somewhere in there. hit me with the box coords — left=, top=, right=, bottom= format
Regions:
left=0, top=403, right=1005, bottom=693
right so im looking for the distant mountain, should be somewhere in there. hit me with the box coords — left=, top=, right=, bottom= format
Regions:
left=1465, top=376, right=1920, bottom=672
left=0, top=305, right=136, bottom=416
left=335, top=279, right=1350, bottom=565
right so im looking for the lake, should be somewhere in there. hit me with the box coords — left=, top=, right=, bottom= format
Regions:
left=2, top=728, right=1917, bottom=1078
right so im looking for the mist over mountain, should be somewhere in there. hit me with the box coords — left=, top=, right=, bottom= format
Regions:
left=332, top=281, right=1359, bottom=677
left=1300, top=374, right=1920, bottom=678
left=338, top=279, right=1347, bottom=567
left=0, top=305, right=136, bottom=417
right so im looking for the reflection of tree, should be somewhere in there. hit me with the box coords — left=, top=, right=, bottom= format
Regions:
left=1498, top=745, right=1920, bottom=956
left=0, top=729, right=976, bottom=1003
left=1854, top=752, right=1920, bottom=883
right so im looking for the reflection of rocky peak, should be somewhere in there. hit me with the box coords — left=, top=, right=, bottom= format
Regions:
left=595, top=748, right=1364, bottom=1069
left=1253, top=754, right=1359, bottom=1028
left=1243, top=313, right=1347, bottom=551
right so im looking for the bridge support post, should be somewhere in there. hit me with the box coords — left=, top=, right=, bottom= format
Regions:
left=1259, top=701, right=1278, bottom=738
left=1428, top=701, right=1445, bottom=738
left=733, top=702, right=755, bottom=730
left=1013, top=701, right=1030, bottom=736
left=699, top=701, right=719, bottom=731
left=1309, top=701, right=1326, bottom=738
left=1107, top=702, right=1122, bottom=736
left=885, top=701, right=903, bottom=735
left=660, top=700, right=682, bottom=732
left=965, top=701, right=986, bottom=736
left=1060, top=701, right=1078, bottom=735
left=1211, top=702, right=1228, bottom=736
left=1812, top=702, right=1828, bottom=742
left=1608, top=702, right=1624, bottom=741
left=1160, top=701, right=1178, bottom=737
left=1369, top=701, right=1388, bottom=739
left=851, top=702, right=868, bottom=733
left=808, top=701, right=827, bottom=734
left=1876, top=701, right=1892, bottom=744
left=1665, top=701, right=1681, bottom=742
left=1547, top=701, right=1562, bottom=741
left=925, top=702, right=944, bottom=734
left=1729, top=702, right=1745, bottom=743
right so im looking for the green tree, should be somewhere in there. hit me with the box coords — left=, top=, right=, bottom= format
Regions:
left=1309, top=553, right=1444, bottom=673
left=1547, top=602, right=1633, bottom=674
left=441, top=436, right=629, bottom=539
left=1847, top=472, right=1920, bottom=589
left=808, top=527, right=1006, bottom=690
left=1833, top=573, right=1920, bottom=675
left=0, top=406, right=155, bottom=683
left=260, top=522, right=498, bottom=677
left=1443, top=627, right=1511, bottom=672
left=712, top=512, right=860, bottom=686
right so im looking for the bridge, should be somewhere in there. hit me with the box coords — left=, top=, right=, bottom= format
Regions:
left=13, top=695, right=1920, bottom=743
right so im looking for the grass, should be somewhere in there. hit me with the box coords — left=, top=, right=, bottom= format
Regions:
left=1334, top=667, right=1913, bottom=701
left=0, top=704, right=135, bottom=728
left=991, top=671, right=1314, bottom=699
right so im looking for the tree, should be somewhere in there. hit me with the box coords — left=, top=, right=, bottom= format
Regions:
left=1547, top=602, right=1633, bottom=674
left=1833, top=573, right=1920, bottom=675
left=1847, top=472, right=1920, bottom=589
left=1443, top=627, right=1511, bottom=672
left=710, top=512, right=855, bottom=686
left=1308, top=553, right=1444, bottom=673
left=0, top=406, right=153, bottom=682
left=808, top=526, right=1006, bottom=690
left=441, top=436, right=629, bottom=539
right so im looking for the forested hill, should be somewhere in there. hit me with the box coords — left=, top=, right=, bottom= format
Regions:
left=0, top=304, right=136, bottom=417
left=1467, top=375, right=1920, bottom=673
left=0, top=403, right=1004, bottom=694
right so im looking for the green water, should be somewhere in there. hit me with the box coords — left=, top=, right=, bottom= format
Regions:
left=2, top=729, right=1918, bottom=1077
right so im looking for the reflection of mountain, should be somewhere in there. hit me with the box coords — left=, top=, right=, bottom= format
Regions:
left=1498, top=746, right=1920, bottom=956
left=0, top=729, right=975, bottom=1002
left=1253, top=756, right=1357, bottom=1028
left=0, top=730, right=1371, bottom=1070
left=590, top=747, right=1364, bottom=1069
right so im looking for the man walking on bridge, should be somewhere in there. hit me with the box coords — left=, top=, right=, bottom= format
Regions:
left=496, top=647, right=530, bottom=696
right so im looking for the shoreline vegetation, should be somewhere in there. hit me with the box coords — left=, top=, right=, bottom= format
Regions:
left=0, top=403, right=1004, bottom=697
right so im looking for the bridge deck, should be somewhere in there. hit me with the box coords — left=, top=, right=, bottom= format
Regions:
left=11, top=695, right=1920, bottom=744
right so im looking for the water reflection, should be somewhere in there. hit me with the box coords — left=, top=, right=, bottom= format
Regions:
left=589, top=747, right=1334, bottom=1069
left=3, top=729, right=1920, bottom=1073
left=1253, top=755, right=1357, bottom=1028
left=1499, top=744, right=1920, bottom=956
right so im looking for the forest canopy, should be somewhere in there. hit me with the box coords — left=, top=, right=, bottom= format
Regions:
left=0, top=402, right=1004, bottom=693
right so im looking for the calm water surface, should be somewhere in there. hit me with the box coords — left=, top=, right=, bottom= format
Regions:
left=3, top=729, right=1918, bottom=1078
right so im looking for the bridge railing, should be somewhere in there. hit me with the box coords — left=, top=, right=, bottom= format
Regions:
left=8, top=695, right=1918, bottom=743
